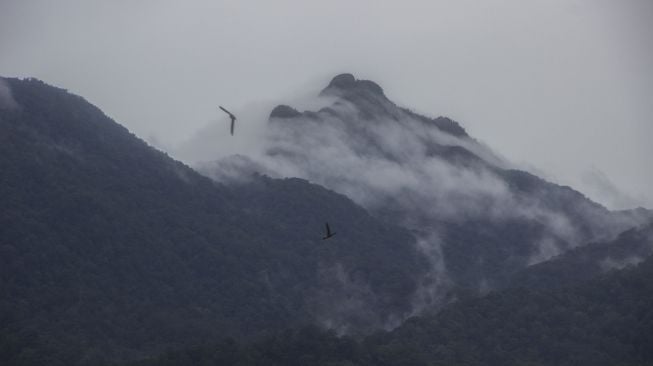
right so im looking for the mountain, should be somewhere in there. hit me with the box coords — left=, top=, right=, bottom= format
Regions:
left=2, top=74, right=651, bottom=365
left=130, top=254, right=653, bottom=366
left=0, top=77, right=428, bottom=364
left=199, top=73, right=650, bottom=295
left=369, top=254, right=653, bottom=366
left=504, top=222, right=653, bottom=290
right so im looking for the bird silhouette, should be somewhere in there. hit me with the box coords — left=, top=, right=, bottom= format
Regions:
left=322, top=222, right=336, bottom=240
left=219, top=106, right=237, bottom=136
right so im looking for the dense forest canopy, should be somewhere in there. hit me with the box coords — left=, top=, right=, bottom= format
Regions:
left=132, top=253, right=653, bottom=366
left=1, top=76, right=651, bottom=365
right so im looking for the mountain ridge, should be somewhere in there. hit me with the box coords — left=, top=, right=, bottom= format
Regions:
left=2, top=74, right=651, bottom=365
left=0, top=76, right=430, bottom=363
left=130, top=251, right=653, bottom=366
left=204, top=73, right=651, bottom=295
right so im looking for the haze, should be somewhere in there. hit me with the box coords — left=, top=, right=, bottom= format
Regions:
left=1, top=0, right=651, bottom=209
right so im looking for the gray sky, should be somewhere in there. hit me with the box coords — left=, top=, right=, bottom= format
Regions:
left=1, top=0, right=652, bottom=209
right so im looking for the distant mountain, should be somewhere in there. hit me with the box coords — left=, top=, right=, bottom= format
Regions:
left=130, top=253, right=653, bottom=366
left=0, top=77, right=428, bottom=364
left=370, top=254, right=653, bottom=366
left=200, top=73, right=651, bottom=295
left=504, top=222, right=653, bottom=290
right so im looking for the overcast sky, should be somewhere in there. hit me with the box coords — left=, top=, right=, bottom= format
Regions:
left=1, top=0, right=652, bottom=209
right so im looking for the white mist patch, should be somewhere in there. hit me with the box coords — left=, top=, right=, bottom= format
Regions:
left=259, top=98, right=567, bottom=237
left=600, top=256, right=645, bottom=271
left=197, top=154, right=278, bottom=184
left=171, top=94, right=339, bottom=166
left=172, top=100, right=275, bottom=164
left=0, top=79, right=18, bottom=110
left=309, top=262, right=380, bottom=335
left=580, top=167, right=643, bottom=210
left=408, top=233, right=452, bottom=316
left=528, top=237, right=564, bottom=265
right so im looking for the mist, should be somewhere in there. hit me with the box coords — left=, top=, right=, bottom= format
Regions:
left=1, top=0, right=652, bottom=209
left=191, top=76, right=630, bottom=239
left=187, top=75, right=651, bottom=327
left=580, top=168, right=646, bottom=211
left=0, top=78, right=18, bottom=110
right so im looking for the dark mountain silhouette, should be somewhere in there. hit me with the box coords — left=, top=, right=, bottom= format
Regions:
left=504, top=222, right=653, bottom=290
left=2, top=74, right=651, bottom=365
left=130, top=249, right=653, bottom=366
left=0, top=77, right=428, bottom=364
left=370, top=251, right=653, bottom=366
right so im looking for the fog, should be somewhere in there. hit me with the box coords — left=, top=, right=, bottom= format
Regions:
left=194, top=76, right=646, bottom=317
left=0, top=78, right=18, bottom=110
left=1, top=0, right=652, bottom=209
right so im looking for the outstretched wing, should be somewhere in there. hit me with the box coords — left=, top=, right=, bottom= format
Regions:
left=220, top=106, right=236, bottom=119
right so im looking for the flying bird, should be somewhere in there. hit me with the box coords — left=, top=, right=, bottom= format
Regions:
left=219, top=106, right=237, bottom=135
left=322, top=222, right=336, bottom=240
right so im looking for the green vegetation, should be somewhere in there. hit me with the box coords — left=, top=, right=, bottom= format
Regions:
left=506, top=223, right=653, bottom=290
left=0, top=78, right=427, bottom=364
left=131, top=255, right=653, bottom=366
left=2, top=76, right=651, bottom=366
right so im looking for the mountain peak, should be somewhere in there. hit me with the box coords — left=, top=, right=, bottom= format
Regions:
left=327, top=73, right=356, bottom=89
left=270, top=104, right=301, bottom=119
left=321, top=73, right=385, bottom=98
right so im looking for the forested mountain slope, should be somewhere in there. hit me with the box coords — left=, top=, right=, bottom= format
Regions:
left=505, top=222, right=653, bottom=290
left=130, top=250, right=653, bottom=366
left=0, top=77, right=426, bottom=364
left=2, top=75, right=650, bottom=365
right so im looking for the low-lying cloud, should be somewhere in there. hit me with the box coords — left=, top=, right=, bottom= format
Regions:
left=0, top=78, right=18, bottom=110
left=180, top=76, right=650, bottom=330
left=581, top=167, right=644, bottom=210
